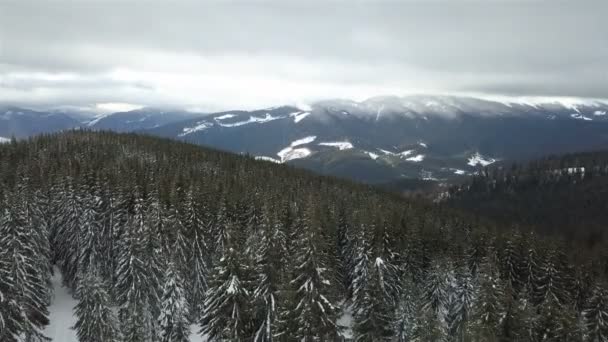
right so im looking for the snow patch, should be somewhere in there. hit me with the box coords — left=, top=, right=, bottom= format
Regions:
left=379, top=149, right=396, bottom=155
left=214, top=113, right=236, bottom=120
left=405, top=154, right=425, bottom=162
left=0, top=137, right=10, bottom=143
left=45, top=267, right=78, bottom=342
left=594, top=110, right=606, bottom=116
left=179, top=121, right=213, bottom=136
left=366, top=152, right=379, bottom=160
left=289, top=111, right=311, bottom=123
left=468, top=153, right=496, bottom=167
left=318, top=141, right=354, bottom=150
left=418, top=141, right=428, bottom=148
left=453, top=169, right=467, bottom=175
left=217, top=113, right=284, bottom=127
left=255, top=156, right=281, bottom=163
left=277, top=147, right=311, bottom=162
left=398, top=150, right=415, bottom=158
left=291, top=135, right=317, bottom=147
left=570, top=113, right=593, bottom=121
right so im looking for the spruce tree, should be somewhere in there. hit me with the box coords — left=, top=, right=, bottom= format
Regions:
left=158, top=262, right=190, bottom=342
left=583, top=285, right=608, bottom=341
left=289, top=206, right=340, bottom=341
left=0, top=196, right=50, bottom=342
left=253, top=213, right=287, bottom=341
left=72, top=272, right=120, bottom=342
left=469, top=251, right=505, bottom=340
left=353, top=256, right=398, bottom=341
left=200, top=242, right=252, bottom=341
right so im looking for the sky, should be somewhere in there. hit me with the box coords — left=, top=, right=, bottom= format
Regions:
left=1, top=0, right=607, bottom=112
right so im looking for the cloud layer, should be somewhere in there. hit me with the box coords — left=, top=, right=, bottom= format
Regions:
left=1, top=1, right=607, bottom=111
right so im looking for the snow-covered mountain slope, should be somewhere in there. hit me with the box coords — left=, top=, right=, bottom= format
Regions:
left=0, top=106, right=80, bottom=138
left=87, top=108, right=203, bottom=132
left=5, top=95, right=608, bottom=184
left=145, top=95, right=608, bottom=183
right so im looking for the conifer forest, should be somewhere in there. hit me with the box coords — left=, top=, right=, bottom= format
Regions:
left=2, top=131, right=608, bottom=342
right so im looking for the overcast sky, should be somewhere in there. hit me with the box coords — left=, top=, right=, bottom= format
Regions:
left=1, top=0, right=607, bottom=112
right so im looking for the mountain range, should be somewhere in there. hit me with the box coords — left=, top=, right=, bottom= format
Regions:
left=3, top=95, right=608, bottom=184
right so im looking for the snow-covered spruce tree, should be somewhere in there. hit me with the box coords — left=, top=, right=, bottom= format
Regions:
left=200, top=239, right=253, bottom=341
left=446, top=265, right=476, bottom=340
left=252, top=211, right=287, bottom=342
left=533, top=245, right=572, bottom=307
left=77, top=190, right=104, bottom=282
left=144, top=190, right=169, bottom=339
left=521, top=232, right=543, bottom=297
left=500, top=234, right=523, bottom=293
left=188, top=221, right=209, bottom=322
left=178, top=188, right=209, bottom=321
left=584, top=284, right=608, bottom=341
left=468, top=250, right=505, bottom=341
left=535, top=295, right=581, bottom=341
left=0, top=195, right=50, bottom=342
left=51, top=178, right=83, bottom=290
left=335, top=209, right=354, bottom=296
left=420, top=259, right=450, bottom=325
left=158, top=262, right=190, bottom=342
left=288, top=206, right=340, bottom=341
left=210, top=199, right=230, bottom=256
left=72, top=272, right=120, bottom=342
left=353, top=256, right=400, bottom=341
left=115, top=196, right=162, bottom=342
left=395, top=277, right=421, bottom=342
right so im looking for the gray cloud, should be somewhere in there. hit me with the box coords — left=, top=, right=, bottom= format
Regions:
left=1, top=0, right=607, bottom=110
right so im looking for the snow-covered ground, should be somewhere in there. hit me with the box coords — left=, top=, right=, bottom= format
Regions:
left=179, top=121, right=213, bottom=136
left=366, top=151, right=379, bottom=160
left=467, top=152, right=496, bottom=167
left=255, top=156, right=281, bottom=163
left=318, top=141, right=354, bottom=150
left=289, top=111, right=310, bottom=123
left=405, top=154, right=425, bottom=162
left=45, top=267, right=78, bottom=341
left=217, top=113, right=283, bottom=127
left=276, top=136, right=317, bottom=162
left=45, top=267, right=207, bottom=341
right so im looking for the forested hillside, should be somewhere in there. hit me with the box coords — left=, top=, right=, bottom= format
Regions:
left=447, top=150, right=608, bottom=248
left=1, top=131, right=608, bottom=341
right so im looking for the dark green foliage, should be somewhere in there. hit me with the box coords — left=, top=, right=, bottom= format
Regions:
left=0, top=131, right=607, bottom=340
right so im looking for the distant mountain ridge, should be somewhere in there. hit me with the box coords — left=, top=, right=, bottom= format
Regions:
left=3, top=95, right=608, bottom=184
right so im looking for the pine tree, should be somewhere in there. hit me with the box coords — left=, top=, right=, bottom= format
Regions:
left=158, top=262, right=190, bottom=342
left=72, top=272, right=120, bottom=342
